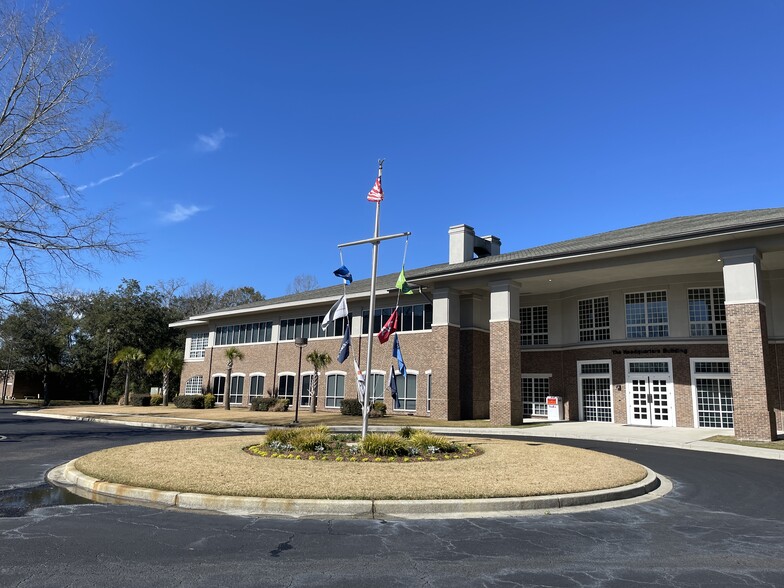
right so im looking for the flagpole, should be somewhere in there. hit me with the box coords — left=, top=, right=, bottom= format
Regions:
left=362, top=160, right=383, bottom=439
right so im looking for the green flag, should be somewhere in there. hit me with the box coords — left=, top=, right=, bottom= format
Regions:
left=396, top=268, right=413, bottom=295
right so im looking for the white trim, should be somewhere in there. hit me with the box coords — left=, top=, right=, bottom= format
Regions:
left=577, top=360, right=613, bottom=422
left=624, top=358, right=676, bottom=427
left=689, top=357, right=733, bottom=429
left=393, top=370, right=418, bottom=412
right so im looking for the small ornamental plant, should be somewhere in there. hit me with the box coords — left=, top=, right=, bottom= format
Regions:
left=245, top=426, right=480, bottom=463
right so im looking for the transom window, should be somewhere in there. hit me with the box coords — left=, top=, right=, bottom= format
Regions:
left=325, top=373, right=346, bottom=408
left=215, top=322, right=273, bottom=346
left=520, top=306, right=548, bottom=346
left=688, top=288, right=727, bottom=337
left=280, top=316, right=349, bottom=340
left=393, top=373, right=417, bottom=411
left=625, top=291, right=668, bottom=338
left=188, top=333, right=209, bottom=358
left=629, top=361, right=670, bottom=373
left=579, top=297, right=610, bottom=341
left=185, top=375, right=203, bottom=395
left=362, top=304, right=433, bottom=335
left=522, top=375, right=550, bottom=416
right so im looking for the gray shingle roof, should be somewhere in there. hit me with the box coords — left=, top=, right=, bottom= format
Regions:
left=193, top=207, right=784, bottom=319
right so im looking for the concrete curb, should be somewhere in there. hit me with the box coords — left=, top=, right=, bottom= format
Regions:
left=47, top=459, right=665, bottom=519
left=16, top=410, right=211, bottom=431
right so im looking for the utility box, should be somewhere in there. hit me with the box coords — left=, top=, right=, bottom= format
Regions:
left=546, top=396, right=563, bottom=421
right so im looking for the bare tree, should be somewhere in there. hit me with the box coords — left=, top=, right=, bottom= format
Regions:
left=287, top=274, right=319, bottom=294
left=0, top=2, right=131, bottom=304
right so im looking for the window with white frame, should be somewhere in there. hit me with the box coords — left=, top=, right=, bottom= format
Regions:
left=214, top=322, right=273, bottom=346
left=277, top=374, right=295, bottom=401
left=325, top=373, right=346, bottom=408
left=280, top=316, right=349, bottom=340
left=625, top=291, right=668, bottom=338
left=300, top=373, right=313, bottom=406
left=688, top=288, right=727, bottom=337
left=362, top=304, right=434, bottom=334
left=522, top=375, right=550, bottom=416
left=426, top=371, right=432, bottom=413
left=579, top=297, right=610, bottom=341
left=249, top=374, right=265, bottom=401
left=229, top=374, right=244, bottom=404
left=369, top=372, right=385, bottom=403
left=188, top=333, right=209, bottom=359
left=692, top=359, right=733, bottom=428
left=394, top=372, right=417, bottom=411
left=212, top=375, right=226, bottom=403
left=520, top=306, right=548, bottom=346
left=185, top=375, right=203, bottom=395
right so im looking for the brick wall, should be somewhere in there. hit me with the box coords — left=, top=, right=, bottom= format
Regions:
left=489, top=321, right=523, bottom=425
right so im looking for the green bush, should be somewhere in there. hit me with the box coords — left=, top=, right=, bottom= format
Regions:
left=203, top=393, right=216, bottom=409
left=269, top=398, right=290, bottom=412
left=128, top=393, right=151, bottom=407
left=372, top=401, right=387, bottom=416
left=360, top=432, right=408, bottom=456
left=410, top=431, right=458, bottom=453
left=149, top=394, right=163, bottom=406
left=250, top=397, right=277, bottom=411
left=174, top=394, right=204, bottom=409
left=292, top=427, right=332, bottom=451
left=340, top=398, right=363, bottom=416
left=265, top=427, right=297, bottom=446
left=398, top=425, right=414, bottom=439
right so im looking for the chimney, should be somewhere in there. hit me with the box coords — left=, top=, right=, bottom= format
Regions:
left=449, top=225, right=502, bottom=264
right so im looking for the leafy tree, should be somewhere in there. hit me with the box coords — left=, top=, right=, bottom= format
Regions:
left=305, top=351, right=332, bottom=413
left=223, top=346, right=244, bottom=410
left=112, top=346, right=145, bottom=405
left=172, top=281, right=265, bottom=317
left=145, top=348, right=183, bottom=406
left=287, top=274, right=319, bottom=294
left=0, top=2, right=131, bottom=304
left=218, top=286, right=264, bottom=309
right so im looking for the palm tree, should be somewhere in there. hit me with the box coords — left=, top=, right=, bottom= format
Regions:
left=223, top=346, right=244, bottom=410
left=305, top=351, right=332, bottom=413
left=112, top=346, right=146, bottom=405
left=145, top=348, right=184, bottom=407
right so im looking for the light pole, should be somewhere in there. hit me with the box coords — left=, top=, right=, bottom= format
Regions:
left=99, top=329, right=111, bottom=405
left=293, top=337, right=308, bottom=424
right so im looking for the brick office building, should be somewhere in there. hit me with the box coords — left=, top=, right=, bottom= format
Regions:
left=172, top=208, right=784, bottom=441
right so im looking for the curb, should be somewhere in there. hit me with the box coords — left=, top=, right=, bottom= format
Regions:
left=47, top=459, right=666, bottom=519
left=16, top=410, right=212, bottom=431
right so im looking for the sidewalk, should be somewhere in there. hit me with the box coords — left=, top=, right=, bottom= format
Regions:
left=17, top=408, right=784, bottom=461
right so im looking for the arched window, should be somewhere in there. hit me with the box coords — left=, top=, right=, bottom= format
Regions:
left=325, top=372, right=346, bottom=408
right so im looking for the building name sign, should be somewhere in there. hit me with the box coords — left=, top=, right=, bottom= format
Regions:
left=612, top=347, right=689, bottom=356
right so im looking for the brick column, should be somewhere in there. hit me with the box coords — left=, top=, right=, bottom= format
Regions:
left=429, top=288, right=461, bottom=420
left=722, top=249, right=777, bottom=441
left=489, top=281, right=522, bottom=425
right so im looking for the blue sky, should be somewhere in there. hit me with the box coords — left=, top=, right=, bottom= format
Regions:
left=55, top=0, right=784, bottom=300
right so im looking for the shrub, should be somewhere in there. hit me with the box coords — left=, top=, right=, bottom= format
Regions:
left=265, top=428, right=297, bottom=446
left=149, top=394, right=163, bottom=406
left=360, top=432, right=408, bottom=456
left=398, top=426, right=414, bottom=439
left=203, top=393, right=216, bottom=409
left=269, top=398, right=290, bottom=412
left=410, top=431, right=458, bottom=453
left=372, top=401, right=387, bottom=416
left=128, top=393, right=151, bottom=407
left=340, top=399, right=363, bottom=416
left=250, top=397, right=277, bottom=411
left=174, top=394, right=204, bottom=409
left=293, top=427, right=332, bottom=451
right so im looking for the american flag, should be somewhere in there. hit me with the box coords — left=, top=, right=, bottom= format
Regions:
left=367, top=176, right=384, bottom=202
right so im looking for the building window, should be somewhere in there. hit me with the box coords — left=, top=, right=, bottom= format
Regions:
left=625, top=291, right=668, bottom=338
left=212, top=375, right=226, bottom=404
left=249, top=374, right=265, bottom=401
left=522, top=375, right=550, bottom=416
left=185, top=375, right=203, bottom=395
left=520, top=306, right=548, bottom=346
left=214, top=322, right=273, bottom=346
left=426, top=371, right=432, bottom=413
left=688, top=288, right=727, bottom=337
left=325, top=373, right=345, bottom=408
left=278, top=374, right=295, bottom=402
left=369, top=372, right=385, bottom=403
left=578, top=297, right=610, bottom=341
left=188, top=333, right=209, bottom=358
left=300, top=373, right=313, bottom=407
left=692, top=359, right=733, bottom=428
left=362, top=304, right=433, bottom=334
left=578, top=362, right=612, bottom=422
left=280, top=316, right=349, bottom=340
left=229, top=374, right=244, bottom=404
left=394, top=372, right=417, bottom=411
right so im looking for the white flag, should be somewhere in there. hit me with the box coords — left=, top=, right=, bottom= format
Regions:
left=321, top=295, right=348, bottom=331
left=353, top=358, right=366, bottom=403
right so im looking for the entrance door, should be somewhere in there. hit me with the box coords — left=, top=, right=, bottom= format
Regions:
left=625, top=360, right=675, bottom=426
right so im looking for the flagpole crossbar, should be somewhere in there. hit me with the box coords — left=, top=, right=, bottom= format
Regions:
left=338, top=232, right=411, bottom=249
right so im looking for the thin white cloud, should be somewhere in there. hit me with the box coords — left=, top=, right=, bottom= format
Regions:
left=76, top=155, right=157, bottom=191
left=194, top=128, right=229, bottom=152
left=160, top=204, right=206, bottom=223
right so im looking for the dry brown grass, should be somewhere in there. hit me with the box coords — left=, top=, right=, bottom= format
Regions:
left=706, top=435, right=784, bottom=451
left=74, top=436, right=646, bottom=500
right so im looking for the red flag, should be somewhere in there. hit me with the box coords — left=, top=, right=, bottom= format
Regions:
left=367, top=176, right=383, bottom=202
left=378, top=308, right=399, bottom=344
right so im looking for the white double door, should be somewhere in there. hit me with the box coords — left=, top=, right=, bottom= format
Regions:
left=625, top=359, right=675, bottom=427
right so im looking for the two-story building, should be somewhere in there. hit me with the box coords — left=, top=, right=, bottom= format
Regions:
left=172, top=207, right=784, bottom=441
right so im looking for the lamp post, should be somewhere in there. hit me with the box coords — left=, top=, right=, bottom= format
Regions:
left=99, top=329, right=111, bottom=405
left=293, top=337, right=308, bottom=424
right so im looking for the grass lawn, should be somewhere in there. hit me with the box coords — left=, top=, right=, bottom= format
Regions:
left=75, top=435, right=646, bottom=500
left=705, top=435, right=784, bottom=451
